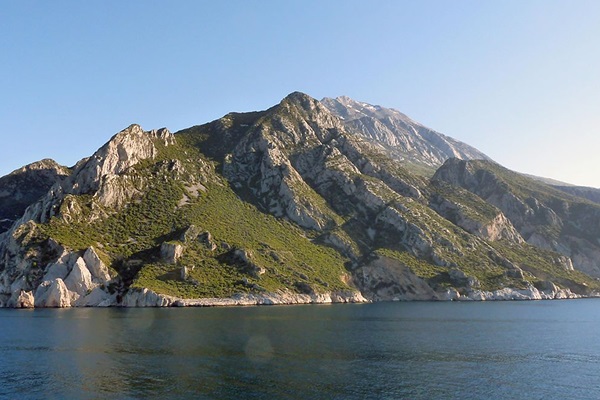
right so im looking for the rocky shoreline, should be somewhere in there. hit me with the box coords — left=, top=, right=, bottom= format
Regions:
left=122, top=288, right=369, bottom=307
left=6, top=284, right=598, bottom=309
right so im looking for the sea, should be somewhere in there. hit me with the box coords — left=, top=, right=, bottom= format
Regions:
left=2, top=300, right=600, bottom=399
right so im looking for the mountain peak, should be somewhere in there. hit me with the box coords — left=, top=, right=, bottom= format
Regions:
left=321, top=96, right=490, bottom=168
left=279, top=91, right=320, bottom=111
left=9, top=158, right=66, bottom=176
left=3, top=92, right=599, bottom=309
left=284, top=91, right=312, bottom=101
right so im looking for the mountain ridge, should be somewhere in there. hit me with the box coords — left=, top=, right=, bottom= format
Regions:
left=321, top=95, right=491, bottom=172
left=0, top=92, right=598, bottom=308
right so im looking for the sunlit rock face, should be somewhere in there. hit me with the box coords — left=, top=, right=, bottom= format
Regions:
left=1, top=93, right=600, bottom=307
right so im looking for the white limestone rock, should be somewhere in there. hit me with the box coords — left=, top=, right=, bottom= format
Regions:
left=83, top=247, right=111, bottom=284
left=14, top=290, right=35, bottom=308
left=75, top=286, right=116, bottom=307
left=42, top=261, right=70, bottom=282
left=355, top=255, right=439, bottom=301
left=64, top=257, right=94, bottom=297
left=160, top=242, right=184, bottom=264
left=34, top=278, right=72, bottom=308
left=121, top=288, right=175, bottom=307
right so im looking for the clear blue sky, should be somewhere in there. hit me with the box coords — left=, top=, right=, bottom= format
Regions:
left=2, top=0, right=600, bottom=187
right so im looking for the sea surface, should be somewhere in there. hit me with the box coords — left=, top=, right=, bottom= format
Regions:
left=2, top=300, right=600, bottom=399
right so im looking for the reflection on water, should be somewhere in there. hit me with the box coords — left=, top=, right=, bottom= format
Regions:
left=2, top=301, right=600, bottom=399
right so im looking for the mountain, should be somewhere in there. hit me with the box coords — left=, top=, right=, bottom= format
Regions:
left=0, top=159, right=70, bottom=233
left=433, top=159, right=600, bottom=278
left=1, top=92, right=599, bottom=308
left=552, top=185, right=600, bottom=204
left=321, top=96, right=491, bottom=173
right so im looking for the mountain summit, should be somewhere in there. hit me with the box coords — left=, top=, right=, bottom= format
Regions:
left=321, top=96, right=490, bottom=169
left=0, top=92, right=599, bottom=308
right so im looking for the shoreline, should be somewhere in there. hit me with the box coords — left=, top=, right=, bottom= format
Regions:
left=6, top=284, right=599, bottom=309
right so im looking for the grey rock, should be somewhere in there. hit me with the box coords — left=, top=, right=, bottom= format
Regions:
left=160, top=242, right=184, bottom=264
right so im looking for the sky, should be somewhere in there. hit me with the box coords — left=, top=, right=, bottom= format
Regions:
left=2, top=0, right=600, bottom=187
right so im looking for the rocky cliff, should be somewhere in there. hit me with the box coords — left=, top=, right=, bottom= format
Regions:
left=321, top=96, right=491, bottom=170
left=433, top=159, right=600, bottom=277
left=0, top=159, right=69, bottom=233
left=1, top=92, right=599, bottom=307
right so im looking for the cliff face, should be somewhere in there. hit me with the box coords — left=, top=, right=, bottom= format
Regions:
left=0, top=92, right=599, bottom=307
left=433, top=159, right=600, bottom=277
left=321, top=96, right=491, bottom=170
left=0, top=159, right=70, bottom=233
left=0, top=125, right=175, bottom=307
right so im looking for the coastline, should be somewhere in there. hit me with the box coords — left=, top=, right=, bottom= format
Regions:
left=7, top=283, right=599, bottom=309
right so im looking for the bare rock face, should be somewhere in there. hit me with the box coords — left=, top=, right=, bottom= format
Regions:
left=83, top=247, right=111, bottom=284
left=34, top=278, right=72, bottom=308
left=223, top=93, right=344, bottom=231
left=71, top=124, right=161, bottom=194
left=42, top=258, right=71, bottom=282
left=224, top=130, right=335, bottom=230
left=0, top=159, right=70, bottom=234
left=121, top=288, right=175, bottom=307
left=75, top=286, right=116, bottom=307
left=322, top=96, right=490, bottom=168
left=477, top=213, right=524, bottom=243
left=161, top=242, right=184, bottom=264
left=64, top=257, right=94, bottom=297
left=14, top=290, right=34, bottom=308
left=355, top=256, right=439, bottom=301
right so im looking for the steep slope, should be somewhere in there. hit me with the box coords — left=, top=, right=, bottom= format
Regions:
left=0, top=92, right=598, bottom=308
left=553, top=185, right=600, bottom=205
left=0, top=160, right=70, bottom=233
left=322, top=96, right=491, bottom=173
left=180, top=92, right=595, bottom=300
left=434, top=158, right=600, bottom=277
left=0, top=122, right=362, bottom=307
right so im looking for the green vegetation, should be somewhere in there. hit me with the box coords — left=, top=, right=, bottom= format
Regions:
left=24, top=101, right=600, bottom=303
left=39, top=135, right=351, bottom=299
left=468, top=160, right=589, bottom=205
left=491, top=240, right=600, bottom=292
left=432, top=181, right=500, bottom=225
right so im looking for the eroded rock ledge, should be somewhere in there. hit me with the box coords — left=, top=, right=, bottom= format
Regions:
left=6, top=285, right=593, bottom=308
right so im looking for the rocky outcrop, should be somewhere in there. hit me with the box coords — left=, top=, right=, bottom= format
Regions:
left=430, top=190, right=524, bottom=243
left=160, top=242, right=184, bottom=264
left=122, top=287, right=368, bottom=307
left=63, top=257, right=94, bottom=297
left=433, top=158, right=600, bottom=277
left=463, top=284, right=579, bottom=301
left=322, top=96, right=490, bottom=168
left=83, top=247, right=111, bottom=284
left=220, top=248, right=266, bottom=278
left=11, top=125, right=174, bottom=227
left=121, top=288, right=174, bottom=307
left=223, top=109, right=339, bottom=230
left=0, top=159, right=69, bottom=233
left=71, top=125, right=171, bottom=195
left=14, top=290, right=34, bottom=308
left=27, top=247, right=115, bottom=307
left=34, top=278, right=72, bottom=308
left=2, top=92, right=600, bottom=307
left=354, top=256, right=440, bottom=301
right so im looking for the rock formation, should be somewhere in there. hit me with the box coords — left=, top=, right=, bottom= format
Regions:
left=1, top=92, right=600, bottom=307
